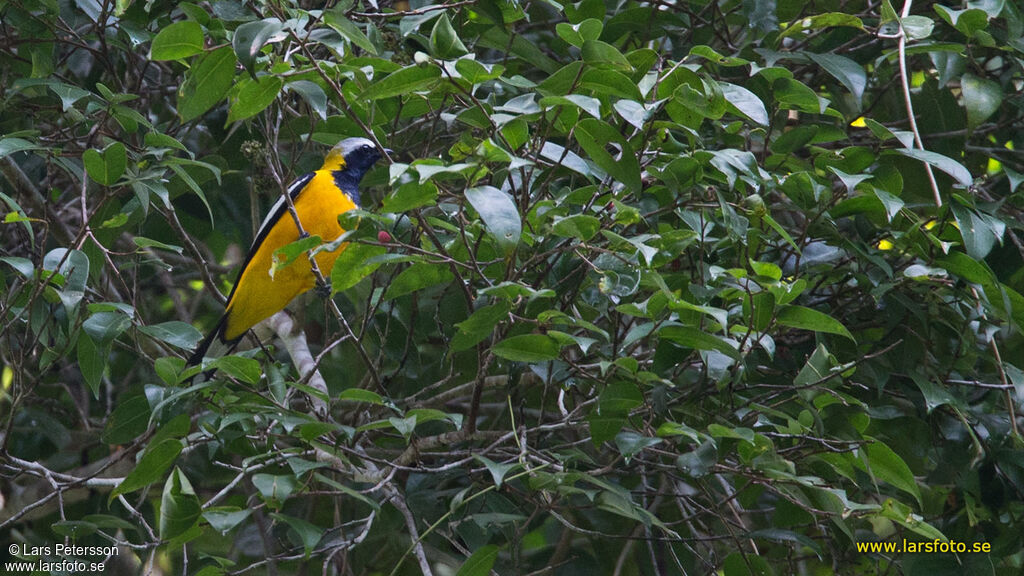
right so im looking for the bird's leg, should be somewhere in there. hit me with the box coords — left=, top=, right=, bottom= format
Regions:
left=314, top=278, right=332, bottom=299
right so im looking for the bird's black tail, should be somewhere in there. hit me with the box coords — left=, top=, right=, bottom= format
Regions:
left=186, top=314, right=240, bottom=382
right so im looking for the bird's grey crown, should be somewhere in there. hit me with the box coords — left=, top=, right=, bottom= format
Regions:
left=332, top=137, right=377, bottom=158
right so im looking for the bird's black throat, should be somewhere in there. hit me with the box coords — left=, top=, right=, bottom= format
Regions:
left=332, top=168, right=365, bottom=205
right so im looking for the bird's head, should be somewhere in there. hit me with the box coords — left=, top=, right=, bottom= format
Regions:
left=323, top=137, right=392, bottom=205
left=322, top=137, right=390, bottom=177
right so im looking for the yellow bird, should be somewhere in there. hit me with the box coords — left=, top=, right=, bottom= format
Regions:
left=188, top=137, right=387, bottom=368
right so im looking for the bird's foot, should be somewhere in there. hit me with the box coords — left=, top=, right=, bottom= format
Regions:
left=314, top=280, right=332, bottom=299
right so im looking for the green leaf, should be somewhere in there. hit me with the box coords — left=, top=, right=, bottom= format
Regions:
left=552, top=214, right=601, bottom=242
left=952, top=204, right=1003, bottom=260
left=614, top=431, right=662, bottom=463
left=719, top=82, right=769, bottom=126
left=492, top=334, right=560, bottom=363
left=148, top=414, right=191, bottom=448
left=389, top=414, right=417, bottom=440
left=211, top=355, right=262, bottom=385
left=455, top=59, right=505, bottom=85
left=324, top=9, right=377, bottom=55
left=51, top=520, right=98, bottom=538
left=574, top=118, right=641, bottom=193
left=331, top=243, right=386, bottom=293
left=933, top=5, right=989, bottom=37
left=911, top=372, right=961, bottom=413
left=134, top=236, right=185, bottom=253
left=780, top=12, right=865, bottom=39
left=473, top=455, right=519, bottom=488
left=860, top=440, right=923, bottom=508
left=338, top=388, right=387, bottom=405
left=776, top=305, right=855, bottom=341
left=430, top=13, right=468, bottom=58
left=232, top=18, right=283, bottom=76
left=556, top=18, right=602, bottom=47
left=961, top=73, right=1002, bottom=130
left=749, top=529, right=824, bottom=559
left=270, top=234, right=322, bottom=278
left=82, top=310, right=131, bottom=345
left=747, top=291, right=776, bottom=332
left=877, top=499, right=947, bottom=541
left=589, top=381, right=643, bottom=446
left=77, top=333, right=103, bottom=396
left=579, top=69, right=642, bottom=101
left=252, top=473, right=297, bottom=504
left=111, top=439, right=183, bottom=500
left=271, top=513, right=323, bottom=558
left=138, top=321, right=203, bottom=350
left=659, top=325, right=740, bottom=360
left=612, top=99, right=652, bottom=130
left=203, top=507, right=252, bottom=535
left=465, top=186, right=521, bottom=255
left=384, top=262, right=453, bottom=300
left=452, top=302, right=511, bottom=351
left=891, top=149, right=972, bottom=187
left=159, top=468, right=201, bottom=539
left=83, top=142, right=127, bottom=186
left=178, top=46, right=237, bottom=122
left=805, top=52, right=867, bottom=106
left=226, top=75, right=283, bottom=123
left=773, top=77, right=822, bottom=113
left=82, top=514, right=137, bottom=531
left=900, top=15, right=935, bottom=40
left=0, top=137, right=42, bottom=158
left=382, top=181, right=438, bottom=213
left=150, top=20, right=204, bottom=61
left=936, top=251, right=995, bottom=286
left=689, top=45, right=749, bottom=67
left=456, top=545, right=500, bottom=576
left=708, top=424, right=755, bottom=444
left=286, top=80, right=328, bottom=121
left=675, top=440, right=717, bottom=478
left=581, top=39, right=632, bottom=71
left=360, top=64, right=441, bottom=101
left=102, top=395, right=152, bottom=444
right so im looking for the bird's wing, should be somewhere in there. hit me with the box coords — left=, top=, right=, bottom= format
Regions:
left=223, top=172, right=314, bottom=306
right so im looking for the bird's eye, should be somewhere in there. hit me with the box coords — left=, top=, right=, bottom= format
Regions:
left=363, top=145, right=372, bottom=152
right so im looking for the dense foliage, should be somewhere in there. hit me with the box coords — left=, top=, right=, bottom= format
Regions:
left=3, top=0, right=1024, bottom=574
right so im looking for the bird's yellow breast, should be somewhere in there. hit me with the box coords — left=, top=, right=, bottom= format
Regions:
left=222, top=170, right=356, bottom=341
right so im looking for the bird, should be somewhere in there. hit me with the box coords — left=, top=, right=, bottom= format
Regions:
left=187, top=136, right=387, bottom=371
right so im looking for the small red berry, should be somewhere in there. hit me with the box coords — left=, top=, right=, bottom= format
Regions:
left=377, top=230, right=393, bottom=243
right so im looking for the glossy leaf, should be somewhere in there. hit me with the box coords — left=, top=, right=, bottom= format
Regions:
left=360, top=65, right=441, bottom=100
left=227, top=75, right=283, bottom=123
left=776, top=306, right=855, bottom=341
left=492, top=334, right=560, bottom=363
left=574, top=118, right=641, bottom=193
left=112, top=439, right=183, bottom=499
left=150, top=21, right=204, bottom=61
left=456, top=545, right=500, bottom=576
left=159, top=468, right=201, bottom=539
left=83, top=142, right=127, bottom=186
left=232, top=18, right=283, bottom=76
left=178, top=46, right=237, bottom=122
left=465, top=186, right=521, bottom=254
left=961, top=73, right=1002, bottom=130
